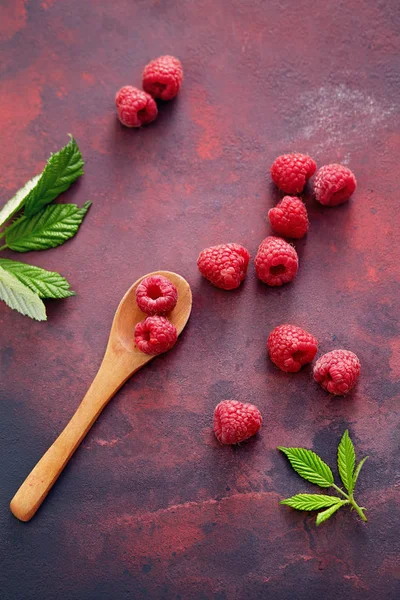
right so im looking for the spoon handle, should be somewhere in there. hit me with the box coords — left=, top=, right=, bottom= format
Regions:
left=10, top=352, right=132, bottom=522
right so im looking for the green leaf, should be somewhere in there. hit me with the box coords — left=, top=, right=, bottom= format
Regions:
left=316, top=501, right=347, bottom=526
left=24, top=136, right=84, bottom=217
left=0, top=259, right=75, bottom=299
left=0, top=265, right=46, bottom=321
left=353, top=456, right=368, bottom=487
left=5, top=201, right=91, bottom=252
left=0, top=174, right=41, bottom=227
left=278, top=446, right=334, bottom=488
left=280, top=494, right=344, bottom=511
left=337, top=429, right=356, bottom=494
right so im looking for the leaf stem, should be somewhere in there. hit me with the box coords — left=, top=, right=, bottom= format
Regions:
left=349, top=495, right=367, bottom=522
left=0, top=244, right=8, bottom=251
left=331, top=483, right=349, bottom=499
left=331, top=484, right=367, bottom=521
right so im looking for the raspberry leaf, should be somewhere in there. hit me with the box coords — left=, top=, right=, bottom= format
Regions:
left=353, top=456, right=368, bottom=487
left=0, top=259, right=75, bottom=299
left=337, top=429, right=356, bottom=494
left=0, top=265, right=46, bottom=321
left=278, top=447, right=334, bottom=488
left=279, top=433, right=368, bottom=525
left=5, top=202, right=91, bottom=252
left=0, top=174, right=41, bottom=228
left=24, top=136, right=84, bottom=217
left=280, top=494, right=343, bottom=511
left=316, top=501, right=347, bottom=526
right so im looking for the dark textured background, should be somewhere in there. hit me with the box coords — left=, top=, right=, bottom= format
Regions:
left=0, top=1, right=399, bottom=599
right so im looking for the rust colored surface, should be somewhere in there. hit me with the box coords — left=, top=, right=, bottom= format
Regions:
left=0, top=1, right=399, bottom=599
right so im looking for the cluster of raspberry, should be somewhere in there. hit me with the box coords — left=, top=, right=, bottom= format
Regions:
left=197, top=153, right=360, bottom=444
left=198, top=153, right=357, bottom=289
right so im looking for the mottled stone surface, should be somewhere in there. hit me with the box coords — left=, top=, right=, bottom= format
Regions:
left=0, top=1, right=399, bottom=599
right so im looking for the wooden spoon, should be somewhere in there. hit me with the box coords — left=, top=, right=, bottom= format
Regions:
left=10, top=271, right=192, bottom=521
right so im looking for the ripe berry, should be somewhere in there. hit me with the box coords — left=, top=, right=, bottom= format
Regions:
left=267, top=324, right=318, bottom=372
left=314, top=164, right=357, bottom=206
left=213, top=400, right=262, bottom=445
left=268, top=196, right=309, bottom=239
left=134, top=316, right=177, bottom=355
left=115, top=86, right=158, bottom=127
left=271, top=153, right=316, bottom=194
left=197, top=243, right=250, bottom=290
left=136, top=275, right=178, bottom=315
left=313, top=349, right=361, bottom=395
left=143, top=55, right=183, bottom=101
left=255, top=236, right=298, bottom=286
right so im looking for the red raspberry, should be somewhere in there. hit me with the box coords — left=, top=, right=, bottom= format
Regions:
left=134, top=316, right=177, bottom=355
left=143, top=55, right=183, bottom=101
left=115, top=86, right=158, bottom=127
left=313, top=350, right=361, bottom=395
left=213, top=400, right=262, bottom=445
left=255, top=236, right=298, bottom=286
left=271, top=153, right=316, bottom=194
left=197, top=243, right=250, bottom=290
left=268, top=196, right=309, bottom=239
left=136, top=275, right=178, bottom=315
left=314, top=164, right=357, bottom=206
left=267, top=324, right=318, bottom=372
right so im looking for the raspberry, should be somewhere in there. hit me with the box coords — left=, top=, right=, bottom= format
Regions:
left=197, top=243, right=250, bottom=290
left=314, top=164, right=357, bottom=206
left=143, top=55, right=183, bottom=101
left=136, top=275, right=178, bottom=315
left=115, top=86, right=158, bottom=127
left=134, top=316, right=177, bottom=355
left=255, top=236, right=298, bottom=286
left=213, top=400, right=262, bottom=445
left=271, top=153, right=316, bottom=194
left=267, top=324, right=318, bottom=372
left=313, top=350, right=361, bottom=395
left=268, top=196, right=309, bottom=239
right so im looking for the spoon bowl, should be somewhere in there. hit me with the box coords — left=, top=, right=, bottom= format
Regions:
left=113, top=270, right=192, bottom=354
left=10, top=271, right=192, bottom=522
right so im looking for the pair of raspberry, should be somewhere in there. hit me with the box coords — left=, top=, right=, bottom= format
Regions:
left=115, top=55, right=183, bottom=128
left=197, top=238, right=298, bottom=289
left=268, top=153, right=357, bottom=239
left=213, top=327, right=360, bottom=446
left=134, top=275, right=178, bottom=355
left=267, top=324, right=361, bottom=394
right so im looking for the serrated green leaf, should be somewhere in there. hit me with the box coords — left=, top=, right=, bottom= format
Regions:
left=0, top=265, right=46, bottom=321
left=278, top=446, right=334, bottom=488
left=5, top=201, right=91, bottom=252
left=280, top=494, right=344, bottom=511
left=0, top=174, right=41, bottom=228
left=353, top=456, right=368, bottom=487
left=24, top=136, right=84, bottom=217
left=316, top=501, right=347, bottom=526
left=337, top=429, right=356, bottom=494
left=0, top=259, right=75, bottom=299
